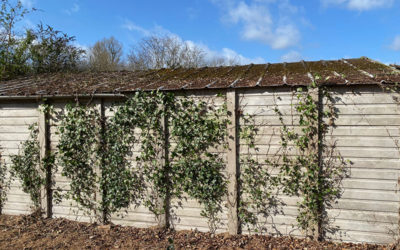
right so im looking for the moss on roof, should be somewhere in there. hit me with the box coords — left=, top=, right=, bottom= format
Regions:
left=0, top=57, right=399, bottom=96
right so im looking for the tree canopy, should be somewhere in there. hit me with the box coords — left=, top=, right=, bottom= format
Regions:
left=0, top=0, right=241, bottom=80
left=0, top=0, right=85, bottom=80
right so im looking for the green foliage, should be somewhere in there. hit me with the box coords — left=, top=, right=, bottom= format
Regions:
left=57, top=104, right=100, bottom=217
left=272, top=84, right=348, bottom=238
left=0, top=0, right=33, bottom=79
left=29, top=23, right=85, bottom=74
left=110, top=91, right=229, bottom=232
left=169, top=96, right=228, bottom=233
left=0, top=151, right=11, bottom=213
left=238, top=83, right=348, bottom=239
left=114, top=91, right=169, bottom=220
left=8, top=104, right=57, bottom=213
left=0, top=0, right=84, bottom=80
left=101, top=93, right=161, bottom=222
left=9, top=124, right=43, bottom=209
left=56, top=91, right=229, bottom=231
left=238, top=114, right=281, bottom=234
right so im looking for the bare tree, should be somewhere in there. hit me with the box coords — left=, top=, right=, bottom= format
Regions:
left=205, top=56, right=240, bottom=67
left=128, top=35, right=205, bottom=70
left=89, top=36, right=123, bottom=71
left=181, top=43, right=205, bottom=68
left=128, top=35, right=243, bottom=70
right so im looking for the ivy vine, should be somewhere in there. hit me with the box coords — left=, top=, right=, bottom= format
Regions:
left=57, top=104, right=100, bottom=218
left=9, top=124, right=43, bottom=210
left=271, top=82, right=348, bottom=239
left=0, top=151, right=10, bottom=214
left=100, top=100, right=146, bottom=223
left=8, top=103, right=57, bottom=214
left=107, top=91, right=166, bottom=222
left=112, top=92, right=229, bottom=232
left=237, top=81, right=349, bottom=239
left=56, top=91, right=229, bottom=231
left=169, top=95, right=229, bottom=233
left=238, top=113, right=281, bottom=234
left=2, top=84, right=351, bottom=238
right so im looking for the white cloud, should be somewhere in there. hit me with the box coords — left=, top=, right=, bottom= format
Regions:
left=201, top=46, right=266, bottom=64
left=122, top=19, right=173, bottom=37
left=321, top=0, right=394, bottom=10
left=123, top=21, right=265, bottom=65
left=390, top=35, right=400, bottom=51
left=72, top=42, right=89, bottom=60
left=73, top=42, right=89, bottom=52
left=170, top=38, right=265, bottom=65
left=221, top=48, right=266, bottom=64
left=122, top=20, right=151, bottom=36
left=213, top=0, right=302, bottom=49
left=280, top=51, right=302, bottom=62
left=65, top=3, right=80, bottom=15
left=20, top=0, right=34, bottom=8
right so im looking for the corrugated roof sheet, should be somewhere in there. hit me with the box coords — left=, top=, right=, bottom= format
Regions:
left=0, top=57, right=399, bottom=97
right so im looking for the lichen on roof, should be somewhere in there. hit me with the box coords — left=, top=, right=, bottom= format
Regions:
left=0, top=57, right=399, bottom=97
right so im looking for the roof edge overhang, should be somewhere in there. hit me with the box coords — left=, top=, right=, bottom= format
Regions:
left=0, top=93, right=126, bottom=101
left=0, top=81, right=397, bottom=101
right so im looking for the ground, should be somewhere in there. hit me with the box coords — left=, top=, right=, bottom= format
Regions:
left=0, top=214, right=394, bottom=249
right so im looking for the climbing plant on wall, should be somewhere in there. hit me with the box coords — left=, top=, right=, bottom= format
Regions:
left=169, top=95, right=229, bottom=233
left=99, top=97, right=148, bottom=223
left=8, top=103, right=57, bottom=214
left=58, top=100, right=153, bottom=223
left=57, top=104, right=101, bottom=219
left=56, top=91, right=229, bottom=230
left=270, top=81, right=348, bottom=239
left=238, top=113, right=281, bottom=234
left=237, top=81, right=349, bottom=239
left=106, top=91, right=166, bottom=223
left=0, top=151, right=10, bottom=214
left=111, top=92, right=229, bottom=232
left=9, top=124, right=43, bottom=210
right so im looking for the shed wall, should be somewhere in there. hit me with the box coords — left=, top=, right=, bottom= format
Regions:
left=104, top=99, right=159, bottom=228
left=0, top=101, right=37, bottom=214
left=239, top=87, right=303, bottom=237
left=49, top=100, right=97, bottom=223
left=169, top=92, right=229, bottom=233
left=325, top=86, right=400, bottom=244
left=105, top=92, right=229, bottom=232
left=0, top=85, right=399, bottom=245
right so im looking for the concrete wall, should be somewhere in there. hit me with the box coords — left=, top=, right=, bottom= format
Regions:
left=239, top=87, right=303, bottom=237
left=49, top=100, right=97, bottom=223
left=0, top=85, right=399, bottom=244
left=238, top=85, right=400, bottom=244
left=0, top=100, right=37, bottom=214
left=105, top=92, right=230, bottom=232
left=104, top=99, right=159, bottom=228
left=325, top=86, right=400, bottom=244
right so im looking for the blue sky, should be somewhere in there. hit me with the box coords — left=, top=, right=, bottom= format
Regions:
left=17, top=0, right=400, bottom=64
